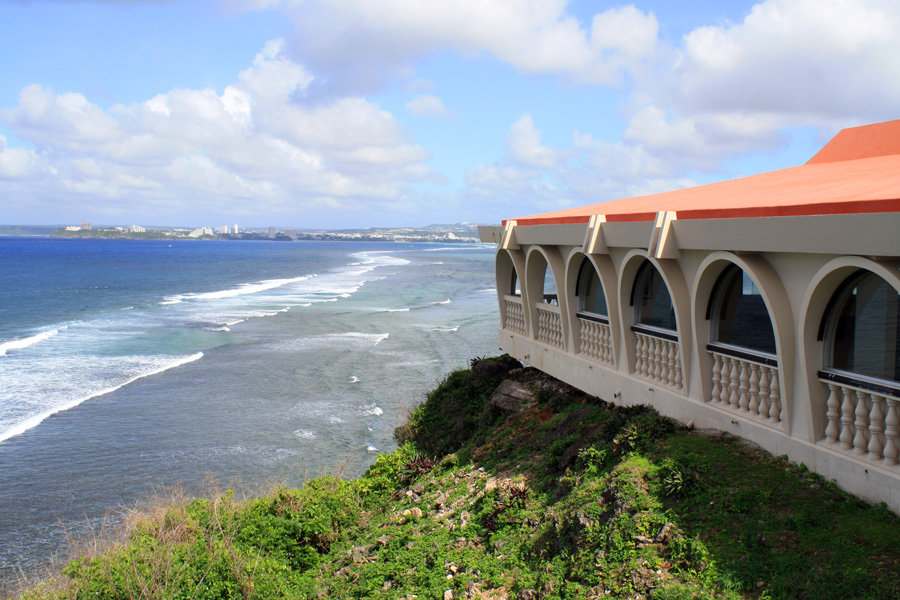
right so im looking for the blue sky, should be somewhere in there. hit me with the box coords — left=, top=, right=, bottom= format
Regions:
left=1, top=0, right=898, bottom=229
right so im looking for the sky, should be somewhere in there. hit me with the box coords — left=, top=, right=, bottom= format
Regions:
left=1, top=0, right=899, bottom=229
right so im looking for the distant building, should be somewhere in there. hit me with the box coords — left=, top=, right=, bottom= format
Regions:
left=188, top=227, right=213, bottom=238
left=128, top=225, right=145, bottom=233
left=64, top=226, right=80, bottom=231
left=267, top=226, right=277, bottom=239
left=80, top=222, right=91, bottom=231
left=234, top=224, right=239, bottom=234
left=216, top=225, right=230, bottom=234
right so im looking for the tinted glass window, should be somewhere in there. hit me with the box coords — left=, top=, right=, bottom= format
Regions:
left=712, top=266, right=776, bottom=354
left=578, top=259, right=608, bottom=316
left=634, top=262, right=677, bottom=330
left=830, top=272, right=900, bottom=382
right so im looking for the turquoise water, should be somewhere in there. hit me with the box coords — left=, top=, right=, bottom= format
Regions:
left=0, top=238, right=499, bottom=581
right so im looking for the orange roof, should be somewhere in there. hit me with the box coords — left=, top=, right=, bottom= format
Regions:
left=505, top=119, right=900, bottom=226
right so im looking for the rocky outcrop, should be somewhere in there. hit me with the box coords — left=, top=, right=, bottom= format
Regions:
left=486, top=380, right=534, bottom=414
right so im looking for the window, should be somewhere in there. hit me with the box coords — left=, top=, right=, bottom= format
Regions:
left=709, top=265, right=776, bottom=355
left=542, top=264, right=557, bottom=304
left=510, top=270, right=520, bottom=296
left=577, top=259, right=608, bottom=316
left=633, top=261, right=676, bottom=331
left=825, top=271, right=900, bottom=382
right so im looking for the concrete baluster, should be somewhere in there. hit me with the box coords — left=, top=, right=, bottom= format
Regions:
left=719, top=358, right=733, bottom=404
left=748, top=363, right=760, bottom=416
left=758, top=367, right=771, bottom=417
left=674, top=347, right=683, bottom=390
left=867, top=394, right=885, bottom=461
left=768, top=369, right=781, bottom=422
left=738, top=360, right=751, bottom=412
left=728, top=358, right=741, bottom=409
left=824, top=383, right=841, bottom=444
left=853, top=390, right=870, bottom=456
left=839, top=386, right=855, bottom=450
left=884, top=398, right=899, bottom=466
left=710, top=353, right=722, bottom=403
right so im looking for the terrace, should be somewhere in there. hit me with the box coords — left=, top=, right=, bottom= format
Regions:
left=479, top=119, right=900, bottom=512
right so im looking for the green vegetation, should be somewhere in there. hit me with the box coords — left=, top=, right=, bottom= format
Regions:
left=14, top=357, right=900, bottom=599
left=51, top=228, right=177, bottom=240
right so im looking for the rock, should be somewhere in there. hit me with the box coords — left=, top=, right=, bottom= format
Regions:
left=517, top=590, right=537, bottom=600
left=443, top=590, right=454, bottom=600
left=656, top=523, right=677, bottom=544
left=409, top=507, right=423, bottom=519
left=471, top=355, right=521, bottom=381
left=350, top=544, right=372, bottom=563
left=486, top=380, right=534, bottom=413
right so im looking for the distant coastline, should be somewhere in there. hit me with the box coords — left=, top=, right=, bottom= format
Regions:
left=1, top=223, right=485, bottom=244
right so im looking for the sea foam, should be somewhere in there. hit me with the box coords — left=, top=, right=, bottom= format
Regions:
left=0, top=329, right=62, bottom=357
left=0, top=352, right=204, bottom=444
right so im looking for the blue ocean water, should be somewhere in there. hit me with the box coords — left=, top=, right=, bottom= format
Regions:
left=0, top=237, right=499, bottom=583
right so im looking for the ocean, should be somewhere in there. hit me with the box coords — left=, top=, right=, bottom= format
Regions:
left=0, top=236, right=499, bottom=583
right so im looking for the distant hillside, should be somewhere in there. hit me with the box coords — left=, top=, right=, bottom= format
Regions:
left=0, top=225, right=57, bottom=236
left=11, top=358, right=900, bottom=600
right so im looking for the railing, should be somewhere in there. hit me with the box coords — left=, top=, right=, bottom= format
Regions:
left=503, top=295, right=526, bottom=335
left=543, top=294, right=559, bottom=306
left=819, top=370, right=900, bottom=466
left=633, top=325, right=682, bottom=390
left=708, top=344, right=782, bottom=424
left=536, top=302, right=564, bottom=348
left=578, top=312, right=613, bottom=365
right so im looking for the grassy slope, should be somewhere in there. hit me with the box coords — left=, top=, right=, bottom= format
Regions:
left=16, top=358, right=900, bottom=600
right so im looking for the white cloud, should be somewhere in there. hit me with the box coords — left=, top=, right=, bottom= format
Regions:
left=406, top=94, right=453, bottom=119
left=672, top=0, right=900, bottom=122
left=0, top=135, right=43, bottom=179
left=0, top=40, right=434, bottom=221
left=246, top=0, right=659, bottom=96
left=506, top=114, right=567, bottom=169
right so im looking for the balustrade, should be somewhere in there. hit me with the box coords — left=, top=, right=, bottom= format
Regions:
left=633, top=326, right=682, bottom=390
left=820, top=372, right=900, bottom=467
left=503, top=295, right=526, bottom=335
left=577, top=314, right=613, bottom=365
left=708, top=345, right=781, bottom=424
left=536, top=302, right=564, bottom=348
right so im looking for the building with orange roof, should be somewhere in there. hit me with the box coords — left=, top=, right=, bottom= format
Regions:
left=479, top=118, right=900, bottom=511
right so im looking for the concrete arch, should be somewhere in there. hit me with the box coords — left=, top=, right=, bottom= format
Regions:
left=525, top=245, right=569, bottom=349
left=565, top=249, right=619, bottom=367
left=617, top=250, right=691, bottom=391
left=800, top=256, right=900, bottom=442
left=692, top=252, right=795, bottom=432
left=495, top=247, right=526, bottom=334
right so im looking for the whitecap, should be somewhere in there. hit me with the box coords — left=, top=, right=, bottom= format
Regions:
left=0, top=328, right=61, bottom=357
left=433, top=298, right=451, bottom=305
left=363, top=405, right=384, bottom=416
left=329, top=416, right=344, bottom=424
left=349, top=376, right=360, bottom=383
left=294, top=430, right=316, bottom=440
left=164, top=275, right=313, bottom=304
left=367, top=446, right=379, bottom=453
left=0, top=352, right=204, bottom=444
